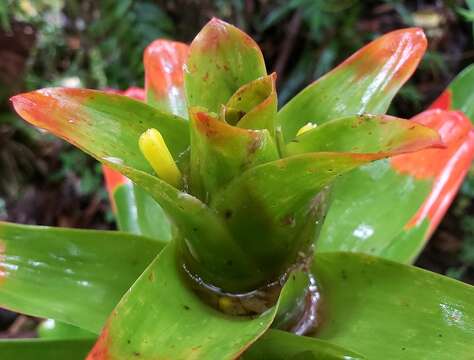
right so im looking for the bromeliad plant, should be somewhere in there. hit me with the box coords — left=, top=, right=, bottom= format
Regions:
left=1, top=18, right=474, bottom=359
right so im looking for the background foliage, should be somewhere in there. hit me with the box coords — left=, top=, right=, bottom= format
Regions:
left=0, top=0, right=473, bottom=336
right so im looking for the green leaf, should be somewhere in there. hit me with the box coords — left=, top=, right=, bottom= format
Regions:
left=0, top=339, right=95, bottom=360
left=10, top=88, right=189, bottom=173
left=448, top=64, right=474, bottom=120
left=277, top=28, right=427, bottom=142
left=0, top=222, right=163, bottom=333
left=87, top=242, right=278, bottom=360
left=38, top=320, right=95, bottom=340
left=189, top=108, right=279, bottom=201
left=316, top=109, right=474, bottom=262
left=315, top=159, right=432, bottom=258
left=144, top=40, right=189, bottom=118
left=210, top=151, right=395, bottom=291
left=224, top=73, right=278, bottom=135
left=185, top=18, right=267, bottom=113
left=114, top=164, right=260, bottom=292
left=312, top=252, right=474, bottom=359
left=113, top=182, right=173, bottom=242
left=243, top=330, right=364, bottom=360
left=285, top=114, right=441, bottom=156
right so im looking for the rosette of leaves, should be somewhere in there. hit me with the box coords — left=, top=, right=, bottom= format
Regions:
left=1, top=19, right=474, bottom=359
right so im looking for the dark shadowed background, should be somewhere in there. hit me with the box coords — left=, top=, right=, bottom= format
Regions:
left=0, top=0, right=473, bottom=336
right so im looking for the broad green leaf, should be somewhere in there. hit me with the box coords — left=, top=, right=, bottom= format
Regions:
left=315, top=159, right=432, bottom=257
left=224, top=73, right=277, bottom=135
left=0, top=339, right=94, bottom=360
left=144, top=39, right=189, bottom=118
left=243, top=330, right=364, bottom=360
left=10, top=88, right=189, bottom=173
left=285, top=114, right=441, bottom=156
left=211, top=151, right=395, bottom=291
left=189, top=108, right=279, bottom=201
left=312, top=252, right=474, bottom=359
left=0, top=222, right=163, bottom=333
left=277, top=28, right=427, bottom=142
left=316, top=110, right=474, bottom=262
left=185, top=18, right=267, bottom=113
left=87, top=242, right=278, bottom=360
left=38, top=319, right=94, bottom=339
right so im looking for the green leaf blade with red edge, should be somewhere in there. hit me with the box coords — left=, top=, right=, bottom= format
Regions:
left=185, top=18, right=267, bottom=113
left=315, top=110, right=474, bottom=262
left=0, top=222, right=163, bottom=333
left=10, top=88, right=189, bottom=175
left=383, top=110, right=474, bottom=261
left=277, top=28, right=427, bottom=142
left=87, top=242, right=278, bottom=360
left=285, top=114, right=441, bottom=157
left=144, top=39, right=189, bottom=118
left=311, top=252, right=474, bottom=359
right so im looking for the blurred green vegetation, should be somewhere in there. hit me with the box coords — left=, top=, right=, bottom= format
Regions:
left=0, top=0, right=473, bottom=281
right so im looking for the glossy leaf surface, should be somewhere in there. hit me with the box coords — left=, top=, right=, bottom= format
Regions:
left=38, top=319, right=95, bottom=339
left=144, top=39, right=189, bottom=118
left=316, top=110, right=474, bottom=262
left=211, top=151, right=398, bottom=290
left=10, top=88, right=189, bottom=174
left=87, top=242, right=278, bottom=360
left=113, top=164, right=259, bottom=292
left=189, top=109, right=279, bottom=200
left=0, top=339, right=94, bottom=360
left=185, top=18, right=267, bottom=113
left=243, top=330, right=364, bottom=360
left=0, top=222, right=163, bottom=333
left=313, top=252, right=474, bottom=359
left=285, top=114, right=441, bottom=156
left=277, top=28, right=427, bottom=142
left=112, top=182, right=173, bottom=241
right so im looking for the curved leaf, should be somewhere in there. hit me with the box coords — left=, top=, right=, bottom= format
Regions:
left=144, top=39, right=189, bottom=118
left=87, top=242, right=278, bottom=360
left=316, top=110, right=474, bottom=262
left=0, top=222, right=163, bottom=333
left=386, top=110, right=474, bottom=259
left=210, top=151, right=397, bottom=290
left=0, top=339, right=94, bottom=360
left=189, top=109, right=279, bottom=201
left=243, top=330, right=364, bottom=360
left=312, top=252, right=474, bottom=359
left=10, top=88, right=189, bottom=173
left=285, top=114, right=441, bottom=156
left=114, top=164, right=259, bottom=292
left=38, top=319, right=94, bottom=340
left=185, top=18, right=267, bottom=113
left=277, top=28, right=427, bottom=141
left=224, top=73, right=278, bottom=135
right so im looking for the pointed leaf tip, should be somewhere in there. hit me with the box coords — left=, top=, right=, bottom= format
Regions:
left=185, top=17, right=266, bottom=113
left=278, top=27, right=427, bottom=141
